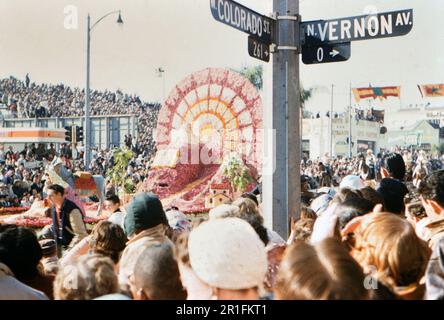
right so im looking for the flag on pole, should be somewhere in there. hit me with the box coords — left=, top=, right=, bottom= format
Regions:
left=418, top=84, right=444, bottom=98
left=352, top=86, right=401, bottom=102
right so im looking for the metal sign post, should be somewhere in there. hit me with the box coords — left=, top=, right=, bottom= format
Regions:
left=266, top=0, right=301, bottom=238
left=209, top=0, right=299, bottom=238
left=349, top=82, right=353, bottom=158
left=209, top=1, right=414, bottom=239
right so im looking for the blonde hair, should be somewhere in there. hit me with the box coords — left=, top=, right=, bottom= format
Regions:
left=289, top=218, right=315, bottom=244
left=232, top=197, right=260, bottom=217
left=351, top=213, right=431, bottom=294
left=300, top=207, right=317, bottom=220
left=275, top=239, right=368, bottom=300
left=54, top=254, right=119, bottom=300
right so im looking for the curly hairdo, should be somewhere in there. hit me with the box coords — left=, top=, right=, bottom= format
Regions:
left=53, top=254, right=118, bottom=300
left=418, top=169, right=444, bottom=208
left=352, top=213, right=430, bottom=292
left=91, top=221, right=127, bottom=264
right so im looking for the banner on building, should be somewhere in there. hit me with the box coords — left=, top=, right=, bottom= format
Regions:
left=418, top=84, right=444, bottom=98
left=352, top=86, right=401, bottom=102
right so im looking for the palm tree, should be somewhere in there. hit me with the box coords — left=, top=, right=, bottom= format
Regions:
left=301, top=87, right=313, bottom=108
left=234, top=65, right=263, bottom=90
left=300, top=86, right=314, bottom=158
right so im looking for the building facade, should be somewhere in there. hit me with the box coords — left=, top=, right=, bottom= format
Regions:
left=302, top=102, right=443, bottom=159
left=0, top=115, right=138, bottom=150
left=302, top=116, right=381, bottom=159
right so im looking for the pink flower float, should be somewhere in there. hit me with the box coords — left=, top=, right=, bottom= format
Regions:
left=141, top=68, right=263, bottom=213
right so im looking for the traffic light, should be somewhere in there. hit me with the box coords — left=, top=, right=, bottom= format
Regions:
left=64, top=126, right=72, bottom=142
left=76, top=126, right=84, bottom=143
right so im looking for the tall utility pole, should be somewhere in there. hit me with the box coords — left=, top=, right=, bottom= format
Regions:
left=263, top=0, right=301, bottom=239
left=85, top=10, right=123, bottom=169
left=209, top=1, right=414, bottom=239
left=330, top=84, right=334, bottom=158
left=85, top=14, right=91, bottom=169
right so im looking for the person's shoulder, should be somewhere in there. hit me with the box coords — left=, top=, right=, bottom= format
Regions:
left=67, top=205, right=82, bottom=215
left=0, top=274, right=49, bottom=300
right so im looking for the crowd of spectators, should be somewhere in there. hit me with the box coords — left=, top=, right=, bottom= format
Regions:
left=2, top=148, right=444, bottom=299
left=0, top=143, right=154, bottom=209
left=2, top=75, right=444, bottom=301
left=0, top=144, right=52, bottom=208
left=0, top=76, right=161, bottom=153
left=308, top=108, right=384, bottom=123
left=354, top=109, right=381, bottom=122
left=301, top=148, right=443, bottom=191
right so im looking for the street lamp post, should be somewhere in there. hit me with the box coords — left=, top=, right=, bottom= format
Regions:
left=329, top=84, right=334, bottom=158
left=85, top=14, right=91, bottom=169
left=349, top=83, right=353, bottom=158
left=84, top=10, right=123, bottom=168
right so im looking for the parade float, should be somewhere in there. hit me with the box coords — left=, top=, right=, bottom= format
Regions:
left=0, top=199, right=105, bottom=229
left=0, top=161, right=106, bottom=228
left=140, top=68, right=263, bottom=213
left=0, top=67, right=264, bottom=227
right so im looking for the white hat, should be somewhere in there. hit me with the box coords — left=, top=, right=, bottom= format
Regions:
left=208, top=204, right=240, bottom=220
left=339, top=175, right=365, bottom=190
left=188, top=217, right=267, bottom=290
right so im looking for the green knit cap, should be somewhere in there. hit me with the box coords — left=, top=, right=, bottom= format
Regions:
left=124, top=192, right=168, bottom=237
